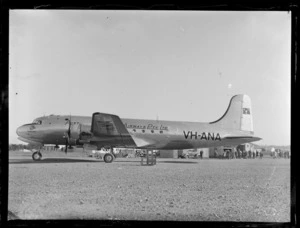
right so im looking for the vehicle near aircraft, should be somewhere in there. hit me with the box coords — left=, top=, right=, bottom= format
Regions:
left=186, top=150, right=200, bottom=159
left=16, top=94, right=261, bottom=163
left=90, top=148, right=113, bottom=160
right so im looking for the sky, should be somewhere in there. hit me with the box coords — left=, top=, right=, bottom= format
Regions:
left=9, top=10, right=291, bottom=146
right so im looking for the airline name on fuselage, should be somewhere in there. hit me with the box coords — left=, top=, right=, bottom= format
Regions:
left=183, top=131, right=221, bottom=141
left=124, top=123, right=169, bottom=131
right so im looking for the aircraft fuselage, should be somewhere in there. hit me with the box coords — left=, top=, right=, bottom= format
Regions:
left=16, top=115, right=259, bottom=150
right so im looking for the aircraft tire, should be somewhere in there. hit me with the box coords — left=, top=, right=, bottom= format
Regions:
left=103, top=153, right=114, bottom=163
left=32, top=152, right=42, bottom=161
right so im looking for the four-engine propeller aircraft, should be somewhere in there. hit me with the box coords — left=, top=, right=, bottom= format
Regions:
left=16, top=94, right=261, bottom=163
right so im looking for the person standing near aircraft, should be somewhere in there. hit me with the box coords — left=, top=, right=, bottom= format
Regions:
left=222, top=150, right=225, bottom=159
left=214, top=148, right=218, bottom=158
left=260, top=151, right=263, bottom=159
left=234, top=147, right=237, bottom=159
left=200, top=150, right=203, bottom=159
left=238, top=149, right=242, bottom=159
left=271, top=147, right=275, bottom=158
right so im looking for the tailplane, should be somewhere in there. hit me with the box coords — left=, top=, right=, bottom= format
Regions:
left=210, top=94, right=253, bottom=133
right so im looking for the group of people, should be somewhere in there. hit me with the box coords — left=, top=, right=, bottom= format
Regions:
left=270, top=149, right=290, bottom=159
left=214, top=148, right=263, bottom=159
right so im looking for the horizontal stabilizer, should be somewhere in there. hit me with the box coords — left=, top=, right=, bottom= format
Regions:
left=222, top=134, right=261, bottom=144
left=223, top=136, right=261, bottom=140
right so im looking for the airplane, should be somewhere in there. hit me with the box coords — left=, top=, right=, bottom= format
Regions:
left=16, top=94, right=261, bottom=163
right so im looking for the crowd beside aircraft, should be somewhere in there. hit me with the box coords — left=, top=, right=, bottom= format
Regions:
left=214, top=148, right=264, bottom=159
left=270, top=148, right=290, bottom=159
left=213, top=147, right=290, bottom=159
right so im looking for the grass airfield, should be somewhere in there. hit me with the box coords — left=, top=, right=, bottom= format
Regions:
left=8, top=150, right=290, bottom=222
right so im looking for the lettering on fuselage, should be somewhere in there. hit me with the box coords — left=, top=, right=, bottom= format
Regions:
left=124, top=123, right=169, bottom=131
left=183, top=131, right=221, bottom=141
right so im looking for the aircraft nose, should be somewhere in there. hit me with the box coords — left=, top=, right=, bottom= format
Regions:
left=16, top=125, right=26, bottom=137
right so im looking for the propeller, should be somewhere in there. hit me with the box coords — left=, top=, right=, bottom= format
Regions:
left=64, top=114, right=71, bottom=154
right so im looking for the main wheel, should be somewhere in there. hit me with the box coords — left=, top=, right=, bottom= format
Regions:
left=32, top=152, right=42, bottom=161
left=103, top=153, right=114, bottom=163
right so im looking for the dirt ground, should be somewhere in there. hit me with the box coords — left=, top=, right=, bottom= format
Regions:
left=8, top=150, right=290, bottom=222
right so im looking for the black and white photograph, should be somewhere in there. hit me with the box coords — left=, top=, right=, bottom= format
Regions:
left=8, top=9, right=291, bottom=223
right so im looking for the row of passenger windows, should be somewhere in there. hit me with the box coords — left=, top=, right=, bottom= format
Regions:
left=132, top=129, right=164, bottom=134
left=32, top=120, right=82, bottom=125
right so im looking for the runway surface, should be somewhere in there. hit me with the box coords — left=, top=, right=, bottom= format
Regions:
left=8, top=151, right=290, bottom=222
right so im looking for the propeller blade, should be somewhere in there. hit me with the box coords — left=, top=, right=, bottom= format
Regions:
left=68, top=116, right=71, bottom=138
left=65, top=139, right=68, bottom=153
left=64, top=115, right=71, bottom=154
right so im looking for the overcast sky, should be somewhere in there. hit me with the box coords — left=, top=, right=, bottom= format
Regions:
left=9, top=10, right=291, bottom=146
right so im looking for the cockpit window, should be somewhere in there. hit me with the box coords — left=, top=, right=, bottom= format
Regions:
left=32, top=120, right=42, bottom=125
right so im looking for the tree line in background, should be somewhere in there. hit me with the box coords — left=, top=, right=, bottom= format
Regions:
left=9, top=144, right=41, bottom=151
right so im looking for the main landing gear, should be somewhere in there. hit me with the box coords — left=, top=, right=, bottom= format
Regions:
left=32, top=151, right=42, bottom=161
left=100, top=147, right=116, bottom=163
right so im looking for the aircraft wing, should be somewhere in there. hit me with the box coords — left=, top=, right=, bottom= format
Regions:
left=91, top=112, right=129, bottom=136
left=89, top=112, right=136, bottom=147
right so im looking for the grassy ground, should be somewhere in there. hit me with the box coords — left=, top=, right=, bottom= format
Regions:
left=8, top=150, right=290, bottom=222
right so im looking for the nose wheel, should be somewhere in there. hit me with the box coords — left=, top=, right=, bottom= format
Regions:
left=32, top=151, right=42, bottom=161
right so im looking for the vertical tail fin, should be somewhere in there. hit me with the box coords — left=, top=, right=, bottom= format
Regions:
left=210, top=94, right=254, bottom=133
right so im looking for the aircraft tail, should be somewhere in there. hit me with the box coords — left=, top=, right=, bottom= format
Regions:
left=210, top=94, right=254, bottom=133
